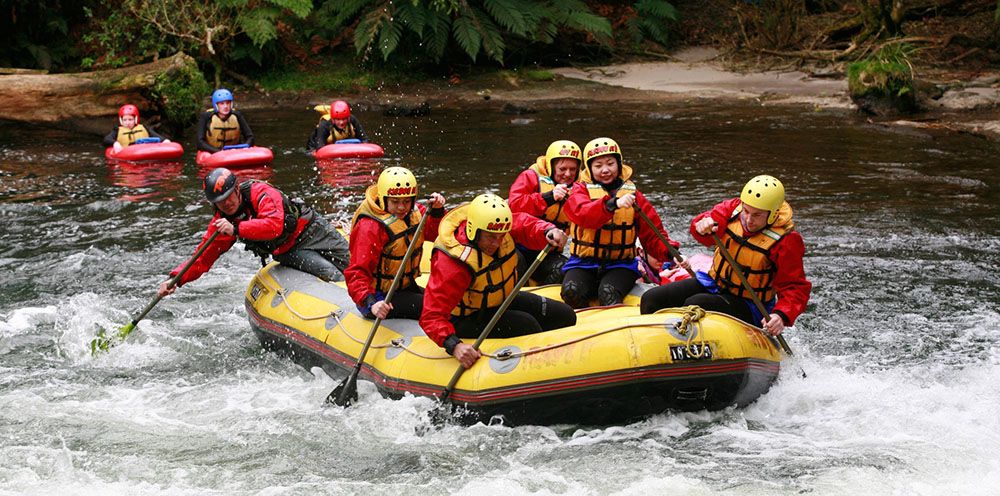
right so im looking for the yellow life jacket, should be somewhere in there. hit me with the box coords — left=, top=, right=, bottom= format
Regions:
left=528, top=157, right=570, bottom=229
left=351, top=185, right=423, bottom=293
left=434, top=204, right=519, bottom=317
left=325, top=121, right=356, bottom=144
left=206, top=112, right=241, bottom=149
left=115, top=124, right=150, bottom=147
left=570, top=164, right=638, bottom=261
left=710, top=202, right=795, bottom=302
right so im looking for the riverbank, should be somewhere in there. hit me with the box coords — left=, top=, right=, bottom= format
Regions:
left=240, top=46, right=1000, bottom=143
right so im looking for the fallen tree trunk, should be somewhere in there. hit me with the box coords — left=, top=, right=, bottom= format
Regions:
left=0, top=52, right=208, bottom=135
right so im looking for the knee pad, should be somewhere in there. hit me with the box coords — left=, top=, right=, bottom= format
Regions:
left=560, top=280, right=589, bottom=309
left=598, top=283, right=625, bottom=307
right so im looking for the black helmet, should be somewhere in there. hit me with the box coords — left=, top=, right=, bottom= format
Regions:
left=204, top=167, right=237, bottom=203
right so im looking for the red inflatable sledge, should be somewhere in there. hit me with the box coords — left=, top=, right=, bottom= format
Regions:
left=105, top=142, right=184, bottom=162
left=196, top=146, right=274, bottom=168
left=313, top=141, right=384, bottom=160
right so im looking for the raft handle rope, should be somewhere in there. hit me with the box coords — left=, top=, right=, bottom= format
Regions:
left=672, top=305, right=709, bottom=359
left=256, top=276, right=730, bottom=363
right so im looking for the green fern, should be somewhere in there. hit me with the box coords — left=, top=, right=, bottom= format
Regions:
left=452, top=14, right=482, bottom=61
left=395, top=2, right=428, bottom=37
left=378, top=14, right=404, bottom=60
left=630, top=0, right=677, bottom=47
left=484, top=0, right=529, bottom=36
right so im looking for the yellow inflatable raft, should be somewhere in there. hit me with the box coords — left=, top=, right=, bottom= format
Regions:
left=244, top=258, right=784, bottom=425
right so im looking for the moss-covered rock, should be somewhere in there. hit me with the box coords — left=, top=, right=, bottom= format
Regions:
left=149, top=53, right=210, bottom=135
left=847, top=45, right=918, bottom=116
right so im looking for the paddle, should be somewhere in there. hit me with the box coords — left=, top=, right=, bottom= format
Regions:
left=435, top=244, right=555, bottom=413
left=709, top=231, right=796, bottom=357
left=327, top=202, right=432, bottom=407
left=635, top=207, right=696, bottom=279
left=89, top=231, right=220, bottom=355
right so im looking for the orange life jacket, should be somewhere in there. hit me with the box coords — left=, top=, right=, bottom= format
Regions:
left=351, top=185, right=423, bottom=293
left=710, top=202, right=794, bottom=302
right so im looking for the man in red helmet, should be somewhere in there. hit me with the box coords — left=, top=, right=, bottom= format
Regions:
left=307, top=100, right=368, bottom=151
left=102, top=104, right=169, bottom=153
left=157, top=167, right=350, bottom=297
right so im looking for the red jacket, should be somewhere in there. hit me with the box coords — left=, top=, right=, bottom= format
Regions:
left=419, top=212, right=554, bottom=347
left=691, top=197, right=811, bottom=325
left=508, top=168, right=551, bottom=218
left=564, top=181, right=678, bottom=263
left=344, top=203, right=443, bottom=306
left=171, top=181, right=308, bottom=286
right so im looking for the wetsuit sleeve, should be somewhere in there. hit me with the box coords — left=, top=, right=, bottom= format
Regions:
left=510, top=212, right=554, bottom=251
left=635, top=191, right=679, bottom=263
left=169, top=218, right=238, bottom=286
left=307, top=120, right=330, bottom=151
left=565, top=182, right=614, bottom=228
left=350, top=115, right=368, bottom=142
left=233, top=183, right=285, bottom=241
left=236, top=111, right=254, bottom=146
left=690, top=197, right=740, bottom=248
left=420, top=251, right=473, bottom=347
left=770, top=232, right=811, bottom=326
left=507, top=169, right=548, bottom=216
left=344, top=217, right=389, bottom=306
left=196, top=112, right=219, bottom=152
left=102, top=127, right=119, bottom=147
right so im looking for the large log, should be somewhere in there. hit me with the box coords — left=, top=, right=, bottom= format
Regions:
left=0, top=52, right=208, bottom=135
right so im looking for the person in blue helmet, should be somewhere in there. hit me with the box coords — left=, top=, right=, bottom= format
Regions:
left=196, top=88, right=255, bottom=153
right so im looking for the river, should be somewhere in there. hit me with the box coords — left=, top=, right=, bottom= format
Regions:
left=1, top=102, right=998, bottom=494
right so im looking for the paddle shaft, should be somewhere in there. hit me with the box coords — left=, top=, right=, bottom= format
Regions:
left=439, top=244, right=555, bottom=403
left=634, top=207, right=696, bottom=279
left=130, top=230, right=220, bottom=327
left=333, top=204, right=432, bottom=405
left=710, top=232, right=794, bottom=356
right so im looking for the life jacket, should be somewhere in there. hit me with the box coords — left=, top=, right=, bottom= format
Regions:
left=222, top=180, right=311, bottom=257
left=115, top=124, right=150, bottom=146
left=205, top=112, right=241, bottom=149
left=570, top=163, right=638, bottom=261
left=710, top=202, right=795, bottom=302
left=434, top=204, right=519, bottom=317
left=351, top=185, right=423, bottom=293
left=325, top=121, right=357, bottom=144
left=528, top=157, right=571, bottom=229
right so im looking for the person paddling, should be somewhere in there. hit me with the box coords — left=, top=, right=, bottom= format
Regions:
left=102, top=104, right=170, bottom=153
left=419, top=194, right=576, bottom=369
left=639, top=175, right=812, bottom=336
left=344, top=167, right=446, bottom=320
left=157, top=168, right=349, bottom=298
left=307, top=100, right=368, bottom=151
left=196, top=89, right=255, bottom=153
left=507, top=139, right=582, bottom=284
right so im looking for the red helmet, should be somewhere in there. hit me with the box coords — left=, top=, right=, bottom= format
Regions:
left=118, top=104, right=140, bottom=124
left=330, top=100, right=351, bottom=119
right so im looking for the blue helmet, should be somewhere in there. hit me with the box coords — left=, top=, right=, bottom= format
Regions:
left=212, top=88, right=234, bottom=111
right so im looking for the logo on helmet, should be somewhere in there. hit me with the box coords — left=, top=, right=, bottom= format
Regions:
left=386, top=186, right=416, bottom=196
left=486, top=221, right=511, bottom=231
left=559, top=147, right=580, bottom=158
left=213, top=170, right=232, bottom=192
left=586, top=145, right=618, bottom=158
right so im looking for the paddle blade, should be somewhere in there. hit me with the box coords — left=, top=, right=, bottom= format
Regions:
left=88, top=322, right=136, bottom=356
left=326, top=377, right=359, bottom=407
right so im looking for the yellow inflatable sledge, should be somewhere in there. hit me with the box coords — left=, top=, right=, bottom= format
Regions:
left=245, top=238, right=784, bottom=425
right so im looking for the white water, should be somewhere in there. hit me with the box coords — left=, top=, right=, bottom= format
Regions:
left=2, top=104, right=999, bottom=494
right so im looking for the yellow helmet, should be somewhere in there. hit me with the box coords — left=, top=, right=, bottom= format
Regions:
left=544, top=140, right=582, bottom=173
left=377, top=167, right=418, bottom=206
left=740, top=175, right=785, bottom=224
left=583, top=137, right=622, bottom=168
left=466, top=193, right=512, bottom=240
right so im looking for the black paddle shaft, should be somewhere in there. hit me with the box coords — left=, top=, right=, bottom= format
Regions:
left=634, top=207, right=695, bottom=279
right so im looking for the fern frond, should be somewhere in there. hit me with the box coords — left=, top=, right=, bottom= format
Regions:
left=395, top=2, right=427, bottom=37
left=353, top=3, right=393, bottom=60
left=425, top=10, right=451, bottom=61
left=483, top=0, right=528, bottom=36
left=378, top=16, right=403, bottom=60
left=266, top=0, right=313, bottom=18
left=635, top=0, right=678, bottom=21
left=240, top=7, right=279, bottom=47
left=452, top=14, right=482, bottom=61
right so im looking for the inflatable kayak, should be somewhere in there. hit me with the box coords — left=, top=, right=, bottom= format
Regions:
left=245, top=260, right=784, bottom=426
left=105, top=141, right=184, bottom=162
left=196, top=146, right=273, bottom=168
left=314, top=141, right=384, bottom=160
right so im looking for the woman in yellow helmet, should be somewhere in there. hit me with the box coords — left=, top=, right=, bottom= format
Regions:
left=561, top=137, right=682, bottom=309
left=344, top=167, right=446, bottom=320
left=420, top=193, right=576, bottom=369
left=507, top=139, right=582, bottom=284
left=639, top=175, right=812, bottom=336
